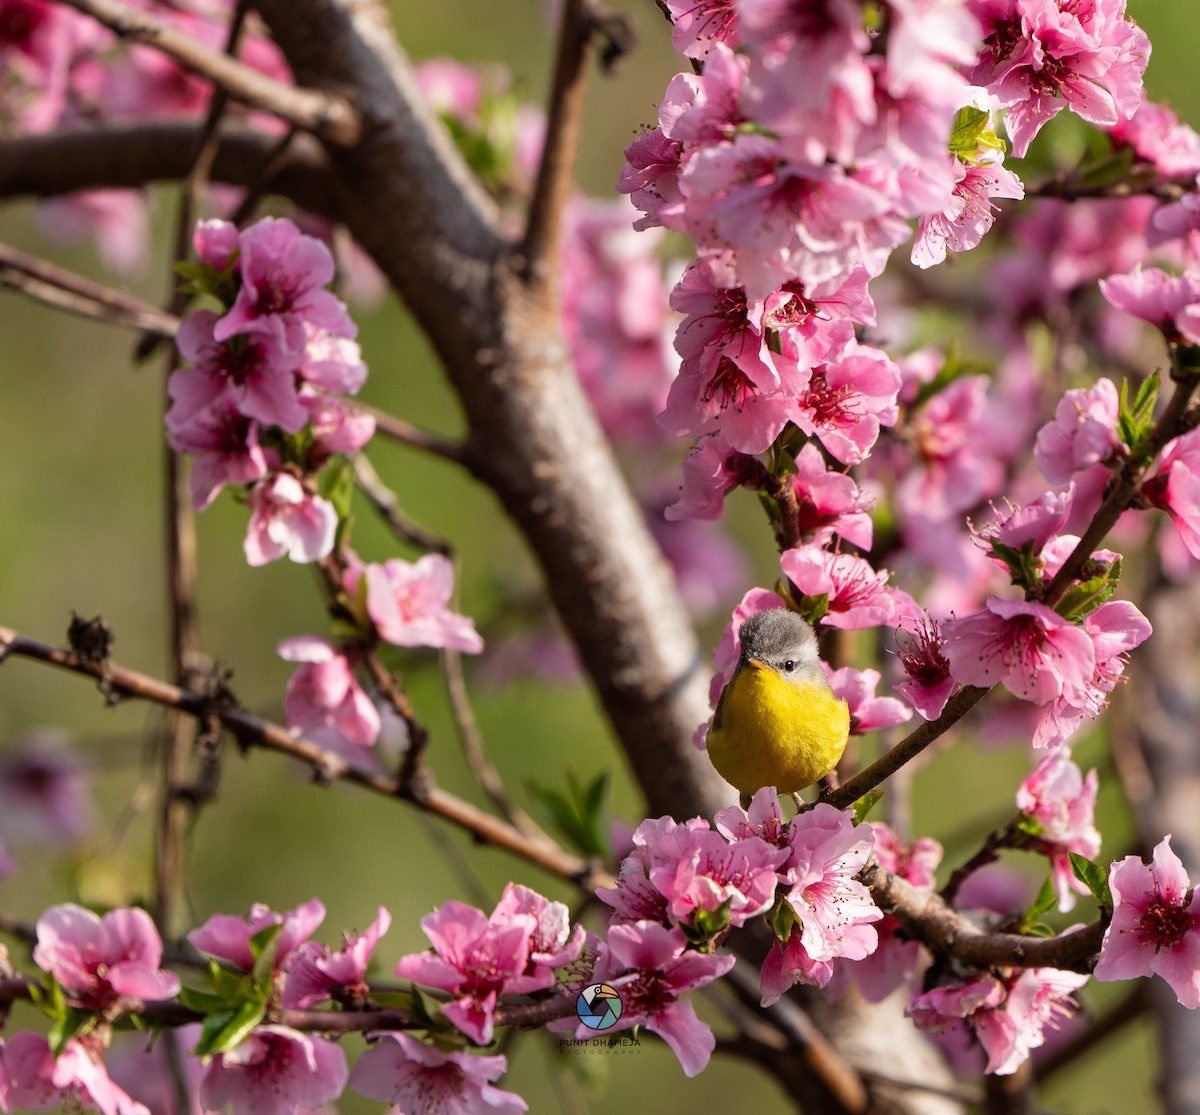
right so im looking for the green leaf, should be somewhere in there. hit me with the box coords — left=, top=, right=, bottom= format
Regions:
left=249, top=923, right=285, bottom=987
left=765, top=894, right=798, bottom=944
left=177, top=987, right=235, bottom=1014
left=948, top=106, right=1003, bottom=162
left=192, top=999, right=266, bottom=1058
left=49, top=1007, right=95, bottom=1056
left=526, top=769, right=611, bottom=858
left=852, top=789, right=884, bottom=825
left=795, top=592, right=829, bottom=626
left=1069, top=852, right=1112, bottom=909
left=1055, top=557, right=1121, bottom=621
left=1118, top=370, right=1161, bottom=451
left=683, top=898, right=733, bottom=947
left=1019, top=876, right=1059, bottom=934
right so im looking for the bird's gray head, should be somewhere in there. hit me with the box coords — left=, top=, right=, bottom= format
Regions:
left=738, top=608, right=825, bottom=685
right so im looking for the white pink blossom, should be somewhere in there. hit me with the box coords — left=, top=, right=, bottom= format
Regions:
left=278, top=636, right=381, bottom=752
left=198, top=1026, right=347, bottom=1115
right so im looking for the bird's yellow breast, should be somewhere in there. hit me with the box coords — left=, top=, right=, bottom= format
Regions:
left=706, top=664, right=850, bottom=796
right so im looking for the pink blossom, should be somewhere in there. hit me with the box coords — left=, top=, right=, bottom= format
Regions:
left=645, top=819, right=788, bottom=929
left=301, top=390, right=376, bottom=457
left=193, top=217, right=239, bottom=270
left=394, top=899, right=551, bottom=1045
left=171, top=309, right=309, bottom=433
left=1099, top=265, right=1200, bottom=345
left=777, top=803, right=881, bottom=967
left=664, top=436, right=745, bottom=522
left=105, top=1027, right=205, bottom=1115
left=165, top=387, right=269, bottom=511
left=762, top=268, right=872, bottom=369
left=894, top=613, right=957, bottom=720
left=913, top=152, right=1024, bottom=269
left=0, top=1032, right=149, bottom=1115
left=584, top=920, right=735, bottom=1076
left=1032, top=598, right=1151, bottom=747
left=969, top=0, right=1149, bottom=158
left=283, top=906, right=391, bottom=1009
left=348, top=555, right=484, bottom=653
left=1035, top=378, right=1122, bottom=485
left=1095, top=836, right=1200, bottom=1007
left=1017, top=747, right=1100, bottom=910
left=214, top=217, right=355, bottom=353
left=296, top=325, right=368, bottom=395
left=0, top=0, right=76, bottom=133
left=714, top=785, right=790, bottom=848
left=349, top=1032, right=527, bottom=1115
left=793, top=343, right=901, bottom=465
left=941, top=597, right=1096, bottom=705
left=1144, top=431, right=1200, bottom=559
left=199, top=1026, right=347, bottom=1115
left=790, top=441, right=874, bottom=549
left=0, top=730, right=94, bottom=846
left=491, top=882, right=585, bottom=972
left=617, top=125, right=684, bottom=233
left=415, top=57, right=485, bottom=122
left=827, top=666, right=912, bottom=733
left=33, top=904, right=180, bottom=1005
left=1109, top=97, right=1200, bottom=178
left=278, top=636, right=381, bottom=751
left=561, top=199, right=675, bottom=446
left=907, top=967, right=1087, bottom=1075
left=35, top=190, right=150, bottom=277
left=187, top=898, right=325, bottom=974
left=894, top=373, right=1004, bottom=524
left=243, top=472, right=337, bottom=566
left=781, top=545, right=914, bottom=630
left=664, top=0, right=738, bottom=58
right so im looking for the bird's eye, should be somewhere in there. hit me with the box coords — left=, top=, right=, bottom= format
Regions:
left=783, top=659, right=796, bottom=672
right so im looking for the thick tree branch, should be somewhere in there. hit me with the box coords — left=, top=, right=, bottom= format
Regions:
left=54, top=0, right=360, bottom=144
left=0, top=123, right=338, bottom=218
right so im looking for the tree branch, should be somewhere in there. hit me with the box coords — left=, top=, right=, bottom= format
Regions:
left=0, top=624, right=606, bottom=891
left=0, top=241, right=179, bottom=337
left=54, top=0, right=360, bottom=145
left=0, top=123, right=338, bottom=219
left=860, top=859, right=1105, bottom=972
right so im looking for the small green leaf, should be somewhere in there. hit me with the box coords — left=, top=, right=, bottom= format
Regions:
left=684, top=899, right=732, bottom=947
left=49, top=1007, right=95, bottom=1056
left=765, top=893, right=798, bottom=944
left=1055, top=557, right=1121, bottom=621
left=795, top=592, right=829, bottom=626
left=177, top=987, right=235, bottom=1014
left=852, top=789, right=884, bottom=825
left=192, top=1000, right=266, bottom=1058
left=948, top=106, right=1004, bottom=162
left=526, top=769, right=611, bottom=858
left=1024, top=922, right=1055, bottom=938
left=249, top=923, right=284, bottom=987
left=1019, top=876, right=1059, bottom=933
left=1069, top=852, right=1112, bottom=909
left=1118, top=370, right=1161, bottom=451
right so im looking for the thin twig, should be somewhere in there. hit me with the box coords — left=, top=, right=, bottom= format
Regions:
left=354, top=455, right=554, bottom=842
left=0, top=625, right=605, bottom=890
left=0, top=241, right=179, bottom=337
left=353, top=455, right=453, bottom=554
left=55, top=0, right=360, bottom=145
left=360, top=406, right=471, bottom=467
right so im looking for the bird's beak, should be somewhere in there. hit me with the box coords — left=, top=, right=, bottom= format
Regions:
left=744, top=657, right=768, bottom=671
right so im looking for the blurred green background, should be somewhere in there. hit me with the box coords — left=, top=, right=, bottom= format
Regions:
left=0, top=0, right=1196, bottom=1110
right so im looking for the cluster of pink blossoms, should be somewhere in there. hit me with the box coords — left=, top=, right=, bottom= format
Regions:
left=595, top=791, right=882, bottom=1067
left=166, top=215, right=371, bottom=563
left=0, top=896, right=549, bottom=1114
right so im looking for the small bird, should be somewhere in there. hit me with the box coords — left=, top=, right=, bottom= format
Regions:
left=706, top=608, right=850, bottom=806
